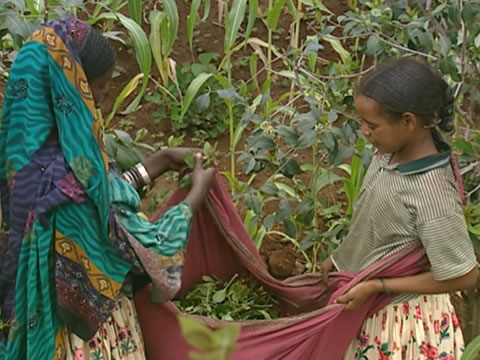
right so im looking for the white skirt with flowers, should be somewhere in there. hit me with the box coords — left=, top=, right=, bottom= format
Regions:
left=343, top=294, right=464, bottom=360
left=62, top=296, right=146, bottom=360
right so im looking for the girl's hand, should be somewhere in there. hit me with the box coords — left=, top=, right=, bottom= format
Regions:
left=335, top=280, right=382, bottom=311
left=321, top=257, right=334, bottom=284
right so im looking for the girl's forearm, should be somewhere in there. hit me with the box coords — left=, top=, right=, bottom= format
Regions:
left=374, top=267, right=478, bottom=295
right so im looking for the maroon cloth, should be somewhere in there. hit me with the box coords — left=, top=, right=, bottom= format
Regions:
left=134, top=174, right=427, bottom=360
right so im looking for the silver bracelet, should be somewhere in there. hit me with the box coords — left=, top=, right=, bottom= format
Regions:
left=134, top=163, right=152, bottom=185
left=122, top=170, right=137, bottom=187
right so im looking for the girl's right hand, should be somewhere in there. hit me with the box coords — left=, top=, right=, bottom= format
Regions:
left=321, top=256, right=334, bottom=284
left=184, top=153, right=216, bottom=212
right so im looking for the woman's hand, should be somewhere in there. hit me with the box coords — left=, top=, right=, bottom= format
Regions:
left=142, top=147, right=202, bottom=182
left=163, top=148, right=202, bottom=172
left=184, top=153, right=216, bottom=212
left=335, top=280, right=382, bottom=311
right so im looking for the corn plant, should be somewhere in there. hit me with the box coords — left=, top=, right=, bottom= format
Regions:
left=97, top=12, right=152, bottom=114
left=149, top=0, right=178, bottom=87
left=187, top=0, right=211, bottom=55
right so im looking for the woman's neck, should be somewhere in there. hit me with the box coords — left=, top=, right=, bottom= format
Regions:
left=391, top=130, right=439, bottom=164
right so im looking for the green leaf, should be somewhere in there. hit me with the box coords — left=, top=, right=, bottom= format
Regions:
left=217, top=86, right=244, bottom=104
left=184, top=152, right=195, bottom=169
left=365, top=35, right=380, bottom=55
left=296, top=131, right=316, bottom=149
left=281, top=159, right=301, bottom=178
left=128, top=0, right=142, bottom=24
left=99, top=12, right=151, bottom=113
left=105, top=73, right=144, bottom=127
left=163, top=0, right=179, bottom=56
left=417, top=32, right=433, bottom=53
left=187, top=0, right=201, bottom=52
left=266, top=0, right=286, bottom=31
left=194, top=93, right=211, bottom=111
left=438, top=35, right=451, bottom=57
left=333, top=145, right=354, bottom=167
left=323, top=36, right=351, bottom=64
left=274, top=199, right=292, bottom=222
left=245, top=0, right=258, bottom=43
left=275, top=183, right=299, bottom=199
left=283, top=218, right=296, bottom=239
left=202, top=0, right=211, bottom=21
left=212, top=289, right=227, bottom=303
left=462, top=335, right=480, bottom=360
left=150, top=10, right=168, bottom=83
left=276, top=125, right=298, bottom=146
left=178, top=73, right=214, bottom=124
left=177, top=316, right=216, bottom=350
left=225, top=0, right=247, bottom=52
left=314, top=171, right=341, bottom=194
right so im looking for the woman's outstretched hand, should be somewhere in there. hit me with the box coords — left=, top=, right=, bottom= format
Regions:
left=142, top=147, right=203, bottom=181
left=164, top=148, right=203, bottom=172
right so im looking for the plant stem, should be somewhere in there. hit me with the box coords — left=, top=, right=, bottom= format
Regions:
left=267, top=0, right=273, bottom=84
left=226, top=50, right=236, bottom=194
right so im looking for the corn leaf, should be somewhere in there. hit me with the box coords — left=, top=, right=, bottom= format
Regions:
left=245, top=0, right=258, bottom=43
left=266, top=0, right=285, bottom=31
left=463, top=335, right=480, bottom=360
left=201, top=0, right=211, bottom=21
left=324, top=36, right=352, bottom=64
left=128, top=0, right=142, bottom=24
left=105, top=73, right=144, bottom=127
left=187, top=0, right=201, bottom=52
left=178, top=73, right=213, bottom=124
left=224, top=0, right=247, bottom=53
left=99, top=12, right=152, bottom=113
left=162, top=0, right=179, bottom=56
left=150, top=10, right=168, bottom=84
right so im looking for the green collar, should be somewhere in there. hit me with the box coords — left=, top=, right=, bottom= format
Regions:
left=382, top=141, right=451, bottom=175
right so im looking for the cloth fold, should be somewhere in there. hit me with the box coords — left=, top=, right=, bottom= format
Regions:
left=135, top=174, right=428, bottom=360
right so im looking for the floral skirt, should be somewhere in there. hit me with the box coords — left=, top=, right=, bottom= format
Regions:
left=61, top=296, right=146, bottom=360
left=343, top=294, right=464, bottom=360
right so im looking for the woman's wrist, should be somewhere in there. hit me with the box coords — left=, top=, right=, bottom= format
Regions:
left=143, top=149, right=170, bottom=180
left=184, top=184, right=208, bottom=212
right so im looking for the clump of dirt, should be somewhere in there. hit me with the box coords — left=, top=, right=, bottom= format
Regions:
left=260, top=234, right=305, bottom=279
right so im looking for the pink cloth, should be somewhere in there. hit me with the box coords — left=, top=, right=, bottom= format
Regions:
left=134, top=174, right=427, bottom=360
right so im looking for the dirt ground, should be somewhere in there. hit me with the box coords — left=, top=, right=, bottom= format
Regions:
left=0, top=0, right=350, bottom=279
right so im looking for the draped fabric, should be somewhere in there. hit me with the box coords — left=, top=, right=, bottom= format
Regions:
left=135, top=175, right=429, bottom=360
left=0, top=17, right=191, bottom=360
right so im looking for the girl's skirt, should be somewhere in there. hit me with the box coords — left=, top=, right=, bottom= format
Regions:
left=62, top=296, right=146, bottom=360
left=343, top=293, right=464, bottom=360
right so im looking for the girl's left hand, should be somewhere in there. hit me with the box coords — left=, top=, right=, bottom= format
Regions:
left=335, top=280, right=381, bottom=311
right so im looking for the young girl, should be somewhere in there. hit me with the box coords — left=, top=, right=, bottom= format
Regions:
left=0, top=16, right=215, bottom=360
left=321, top=58, right=478, bottom=359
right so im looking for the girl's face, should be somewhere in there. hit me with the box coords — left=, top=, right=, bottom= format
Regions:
left=355, top=95, right=412, bottom=154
